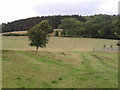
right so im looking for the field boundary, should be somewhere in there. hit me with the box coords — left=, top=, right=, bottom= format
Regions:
left=93, top=47, right=119, bottom=52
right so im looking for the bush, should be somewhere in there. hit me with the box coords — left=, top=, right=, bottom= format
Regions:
left=51, top=80, right=58, bottom=84
left=58, top=77, right=62, bottom=80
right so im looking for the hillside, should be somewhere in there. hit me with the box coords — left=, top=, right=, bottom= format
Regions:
left=2, top=15, right=87, bottom=32
left=2, top=37, right=118, bottom=88
left=2, top=14, right=119, bottom=39
left=2, top=14, right=117, bottom=33
left=3, top=50, right=118, bottom=88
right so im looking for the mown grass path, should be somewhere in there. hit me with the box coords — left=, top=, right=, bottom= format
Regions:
left=2, top=50, right=118, bottom=88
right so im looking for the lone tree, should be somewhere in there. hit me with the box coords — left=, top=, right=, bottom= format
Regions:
left=28, top=20, right=52, bottom=50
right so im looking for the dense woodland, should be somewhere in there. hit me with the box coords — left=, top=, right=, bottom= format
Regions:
left=2, top=14, right=120, bottom=39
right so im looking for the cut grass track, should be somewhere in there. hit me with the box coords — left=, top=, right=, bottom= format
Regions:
left=2, top=50, right=118, bottom=88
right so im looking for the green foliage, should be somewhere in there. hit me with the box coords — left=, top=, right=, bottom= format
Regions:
left=59, top=18, right=84, bottom=37
left=2, top=14, right=119, bottom=40
left=58, top=77, right=62, bottom=80
left=99, top=21, right=116, bottom=39
left=28, top=20, right=52, bottom=50
left=2, top=15, right=86, bottom=33
left=51, top=80, right=58, bottom=84
left=114, top=19, right=120, bottom=39
left=2, top=33, right=27, bottom=36
left=84, top=22, right=100, bottom=38
left=38, top=20, right=52, bottom=34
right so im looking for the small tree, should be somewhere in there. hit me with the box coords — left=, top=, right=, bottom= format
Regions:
left=28, top=20, right=52, bottom=50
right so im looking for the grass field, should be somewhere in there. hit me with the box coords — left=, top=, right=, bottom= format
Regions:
left=2, top=36, right=117, bottom=51
left=2, top=36, right=118, bottom=88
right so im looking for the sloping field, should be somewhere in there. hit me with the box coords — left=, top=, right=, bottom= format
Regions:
left=2, top=37, right=118, bottom=88
left=2, top=50, right=118, bottom=88
left=2, top=36, right=118, bottom=52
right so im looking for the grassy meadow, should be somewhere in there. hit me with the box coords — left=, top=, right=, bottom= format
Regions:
left=2, top=36, right=117, bottom=51
left=2, top=36, right=118, bottom=88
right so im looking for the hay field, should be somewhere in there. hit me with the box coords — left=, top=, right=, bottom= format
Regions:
left=2, top=36, right=117, bottom=52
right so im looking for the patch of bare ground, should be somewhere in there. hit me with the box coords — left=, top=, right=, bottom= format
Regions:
left=1, top=31, right=27, bottom=35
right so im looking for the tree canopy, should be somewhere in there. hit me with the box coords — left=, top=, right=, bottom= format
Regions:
left=28, top=20, right=52, bottom=50
left=2, top=14, right=119, bottom=40
left=59, top=18, right=84, bottom=37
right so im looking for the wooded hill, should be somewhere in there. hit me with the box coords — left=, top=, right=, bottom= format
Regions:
left=2, top=14, right=120, bottom=39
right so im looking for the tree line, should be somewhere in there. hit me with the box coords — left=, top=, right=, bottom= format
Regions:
left=2, top=14, right=120, bottom=39
left=2, top=15, right=86, bottom=33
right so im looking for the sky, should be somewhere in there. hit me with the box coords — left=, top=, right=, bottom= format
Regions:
left=0, top=0, right=119, bottom=24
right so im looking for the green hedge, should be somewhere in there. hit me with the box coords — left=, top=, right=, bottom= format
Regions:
left=2, top=33, right=28, bottom=36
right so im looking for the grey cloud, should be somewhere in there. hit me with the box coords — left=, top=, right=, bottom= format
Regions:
left=33, top=2, right=103, bottom=16
left=118, top=1, right=120, bottom=14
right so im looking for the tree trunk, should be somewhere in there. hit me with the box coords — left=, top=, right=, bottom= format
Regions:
left=36, top=46, right=39, bottom=50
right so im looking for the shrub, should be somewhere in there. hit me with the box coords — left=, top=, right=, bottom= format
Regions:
left=58, top=77, right=62, bottom=80
left=51, top=80, right=58, bottom=84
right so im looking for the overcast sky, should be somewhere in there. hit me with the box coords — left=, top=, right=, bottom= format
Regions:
left=0, top=0, right=119, bottom=24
